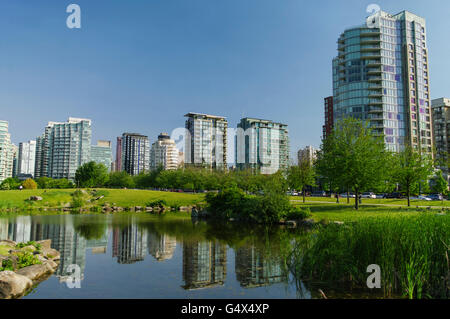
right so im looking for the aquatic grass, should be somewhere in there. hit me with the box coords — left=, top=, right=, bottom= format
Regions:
left=290, top=213, right=449, bottom=298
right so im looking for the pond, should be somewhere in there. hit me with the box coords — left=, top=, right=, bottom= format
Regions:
left=0, top=213, right=312, bottom=299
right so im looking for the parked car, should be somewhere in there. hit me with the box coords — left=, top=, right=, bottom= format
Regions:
left=311, top=191, right=326, bottom=197
left=427, top=194, right=443, bottom=201
left=417, top=195, right=432, bottom=201
left=361, top=192, right=376, bottom=199
left=375, top=194, right=384, bottom=199
left=291, top=191, right=299, bottom=196
left=340, top=193, right=355, bottom=198
left=383, top=192, right=403, bottom=199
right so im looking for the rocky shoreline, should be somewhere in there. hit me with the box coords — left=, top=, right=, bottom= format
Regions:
left=0, top=239, right=60, bottom=299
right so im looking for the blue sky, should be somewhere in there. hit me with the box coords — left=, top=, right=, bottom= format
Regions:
left=1, top=0, right=450, bottom=161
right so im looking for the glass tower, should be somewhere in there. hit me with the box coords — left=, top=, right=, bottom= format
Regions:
left=333, top=10, right=433, bottom=154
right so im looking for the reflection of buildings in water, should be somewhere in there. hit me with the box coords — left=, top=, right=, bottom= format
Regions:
left=147, top=232, right=176, bottom=261
left=235, top=245, right=286, bottom=288
left=0, top=218, right=8, bottom=240
left=182, top=241, right=227, bottom=290
left=8, top=215, right=32, bottom=243
left=112, top=223, right=147, bottom=264
left=86, top=231, right=108, bottom=254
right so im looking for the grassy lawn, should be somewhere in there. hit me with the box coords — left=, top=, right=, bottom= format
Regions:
left=290, top=196, right=450, bottom=207
left=293, top=201, right=446, bottom=222
left=0, top=189, right=205, bottom=210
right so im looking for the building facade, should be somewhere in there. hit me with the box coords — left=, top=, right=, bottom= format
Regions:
left=17, top=140, right=36, bottom=177
left=297, top=145, right=317, bottom=165
left=432, top=98, right=450, bottom=182
left=91, top=140, right=112, bottom=171
left=333, top=10, right=433, bottom=154
left=323, top=96, right=334, bottom=140
left=121, top=133, right=150, bottom=175
left=184, top=113, right=227, bottom=170
left=34, top=118, right=92, bottom=180
left=115, top=137, right=122, bottom=172
left=0, top=120, right=15, bottom=183
left=236, top=118, right=289, bottom=174
left=150, top=133, right=179, bottom=171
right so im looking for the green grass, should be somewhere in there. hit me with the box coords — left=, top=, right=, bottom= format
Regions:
left=290, top=196, right=450, bottom=207
left=290, top=213, right=450, bottom=299
left=0, top=245, right=11, bottom=256
left=0, top=188, right=204, bottom=211
left=291, top=202, right=443, bottom=222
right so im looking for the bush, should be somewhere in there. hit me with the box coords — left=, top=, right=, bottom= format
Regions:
left=71, top=190, right=88, bottom=208
left=22, top=178, right=37, bottom=190
left=284, top=207, right=312, bottom=220
left=146, top=199, right=168, bottom=208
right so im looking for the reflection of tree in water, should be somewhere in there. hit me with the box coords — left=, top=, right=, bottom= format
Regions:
left=73, top=216, right=108, bottom=240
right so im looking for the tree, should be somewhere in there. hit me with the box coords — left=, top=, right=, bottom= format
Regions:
left=75, top=162, right=109, bottom=188
left=0, top=178, right=21, bottom=190
left=431, top=170, right=448, bottom=204
left=392, top=146, right=434, bottom=206
left=287, top=160, right=316, bottom=203
left=316, top=118, right=389, bottom=210
left=22, top=178, right=37, bottom=190
left=108, top=171, right=135, bottom=188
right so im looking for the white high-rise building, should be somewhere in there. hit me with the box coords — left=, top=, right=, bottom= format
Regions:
left=150, top=133, right=179, bottom=171
left=18, top=140, right=36, bottom=177
left=184, top=113, right=227, bottom=170
left=35, top=117, right=92, bottom=180
left=297, top=145, right=317, bottom=165
left=0, top=120, right=15, bottom=183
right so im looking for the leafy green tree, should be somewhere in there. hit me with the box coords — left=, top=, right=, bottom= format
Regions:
left=431, top=170, right=448, bottom=204
left=0, top=178, right=21, bottom=190
left=108, top=171, right=135, bottom=188
left=287, top=160, right=316, bottom=203
left=392, top=146, right=434, bottom=206
left=316, top=118, right=389, bottom=210
left=75, top=162, right=109, bottom=188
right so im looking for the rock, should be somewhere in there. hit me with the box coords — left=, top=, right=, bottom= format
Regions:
left=145, top=207, right=153, bottom=212
left=333, top=221, right=345, bottom=225
left=286, top=220, right=297, bottom=227
left=28, top=196, right=43, bottom=201
left=21, top=245, right=36, bottom=252
left=16, top=264, right=53, bottom=281
left=42, top=247, right=60, bottom=261
left=0, top=271, right=32, bottom=299
left=135, top=206, right=142, bottom=211
left=0, top=240, right=16, bottom=247
left=44, top=260, right=58, bottom=269
left=179, top=206, right=189, bottom=212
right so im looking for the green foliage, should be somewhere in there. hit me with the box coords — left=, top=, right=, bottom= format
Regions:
left=0, top=178, right=21, bottom=190
left=74, top=217, right=107, bottom=240
left=16, top=252, right=42, bottom=268
left=75, top=161, right=109, bottom=188
left=71, top=190, right=89, bottom=208
left=392, top=146, right=434, bottom=206
left=291, top=213, right=449, bottom=299
left=431, top=170, right=448, bottom=196
left=145, top=199, right=168, bottom=208
left=0, top=258, right=14, bottom=271
left=108, top=171, right=135, bottom=188
left=287, top=160, right=316, bottom=203
left=36, top=177, right=75, bottom=189
left=316, top=118, right=390, bottom=209
left=22, top=178, right=37, bottom=190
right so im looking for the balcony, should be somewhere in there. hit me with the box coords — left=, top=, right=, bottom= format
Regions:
left=361, top=37, right=380, bottom=44
left=367, top=67, right=382, bottom=75
left=360, top=29, right=381, bottom=36
left=366, top=60, right=382, bottom=67
left=361, top=52, right=381, bottom=59
left=369, top=106, right=383, bottom=113
left=368, top=98, right=383, bottom=105
left=368, top=84, right=382, bottom=90
left=368, top=92, right=382, bottom=98
left=368, top=76, right=382, bottom=82
left=361, top=45, right=380, bottom=52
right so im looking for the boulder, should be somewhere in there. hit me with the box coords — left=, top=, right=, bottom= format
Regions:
left=44, top=260, right=58, bottom=269
left=145, top=207, right=153, bottom=212
left=29, top=196, right=43, bottom=201
left=179, top=206, right=190, bottom=212
left=0, top=271, right=32, bottom=299
left=36, top=240, right=51, bottom=250
left=286, top=220, right=297, bottom=227
left=21, top=245, right=37, bottom=252
left=135, top=206, right=142, bottom=211
left=16, top=264, right=53, bottom=281
left=42, top=247, right=60, bottom=261
left=0, top=240, right=16, bottom=247
left=333, top=221, right=345, bottom=225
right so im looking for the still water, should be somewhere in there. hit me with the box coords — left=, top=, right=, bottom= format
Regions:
left=0, top=213, right=314, bottom=299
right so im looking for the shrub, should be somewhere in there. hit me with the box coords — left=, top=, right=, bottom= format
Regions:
left=22, top=178, right=38, bottom=190
left=146, top=199, right=167, bottom=208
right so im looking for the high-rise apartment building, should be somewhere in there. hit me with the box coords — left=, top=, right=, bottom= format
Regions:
left=115, top=137, right=122, bottom=172
left=323, top=96, right=334, bottom=140
left=297, top=145, right=317, bottom=165
left=121, top=133, right=150, bottom=175
left=17, top=140, right=36, bottom=177
left=432, top=98, right=450, bottom=182
left=333, top=10, right=433, bottom=154
left=236, top=118, right=289, bottom=174
left=150, top=133, right=179, bottom=171
left=184, top=113, right=227, bottom=170
left=34, top=118, right=92, bottom=180
left=91, top=140, right=112, bottom=171
left=0, top=120, right=15, bottom=183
